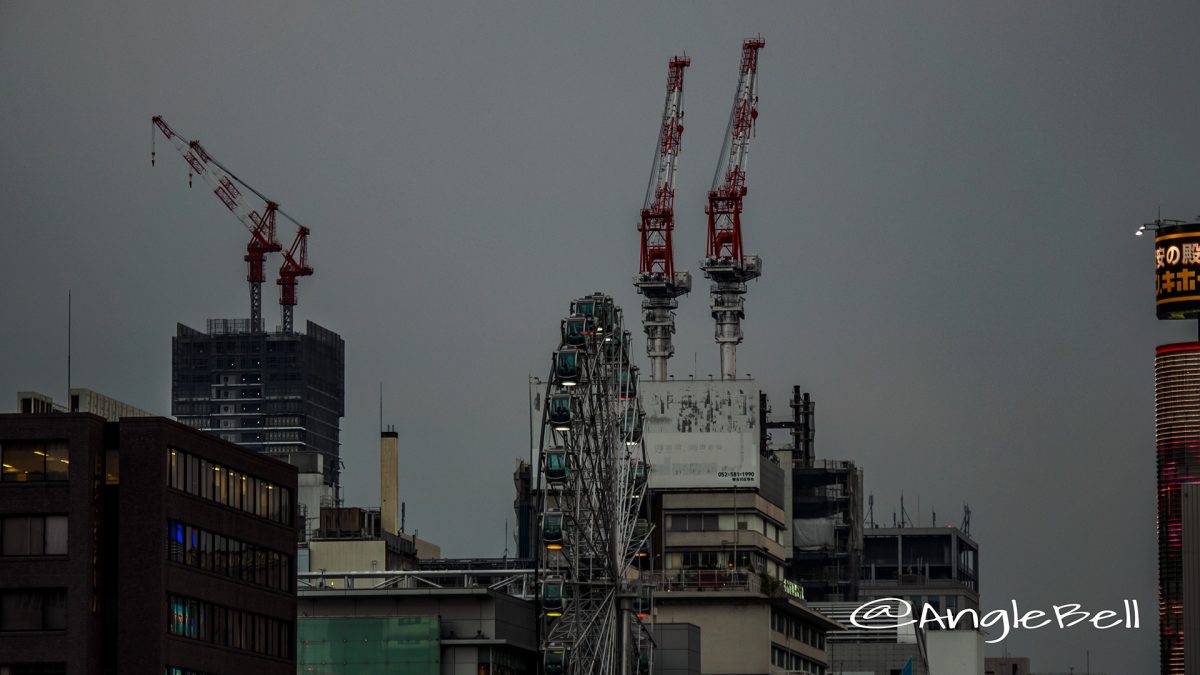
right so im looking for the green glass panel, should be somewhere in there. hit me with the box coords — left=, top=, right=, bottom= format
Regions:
left=297, top=616, right=440, bottom=675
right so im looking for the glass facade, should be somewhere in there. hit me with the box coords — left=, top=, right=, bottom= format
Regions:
left=296, top=616, right=438, bottom=675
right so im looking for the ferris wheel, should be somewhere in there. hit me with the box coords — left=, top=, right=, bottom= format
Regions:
left=535, top=293, right=654, bottom=675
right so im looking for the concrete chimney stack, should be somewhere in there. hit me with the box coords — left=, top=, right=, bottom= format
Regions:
left=380, top=428, right=399, bottom=535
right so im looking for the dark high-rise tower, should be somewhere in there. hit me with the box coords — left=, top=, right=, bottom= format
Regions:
left=1155, top=342, right=1200, bottom=673
left=172, top=318, right=345, bottom=489
left=1146, top=220, right=1200, bottom=674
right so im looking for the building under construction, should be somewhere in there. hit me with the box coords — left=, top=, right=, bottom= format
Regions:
left=172, top=318, right=345, bottom=489
left=759, top=386, right=864, bottom=602
left=154, top=116, right=344, bottom=490
left=788, top=459, right=863, bottom=602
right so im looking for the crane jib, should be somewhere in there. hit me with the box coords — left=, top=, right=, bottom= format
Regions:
left=151, top=115, right=316, bottom=333
left=184, top=153, right=204, bottom=175
left=215, top=186, right=237, bottom=211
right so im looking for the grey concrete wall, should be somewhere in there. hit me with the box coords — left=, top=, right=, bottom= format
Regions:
left=652, top=623, right=701, bottom=675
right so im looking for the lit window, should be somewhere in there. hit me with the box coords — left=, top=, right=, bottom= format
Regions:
left=1, top=442, right=70, bottom=482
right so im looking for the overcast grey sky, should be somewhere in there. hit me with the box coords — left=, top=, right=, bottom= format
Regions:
left=3, top=2, right=1197, bottom=670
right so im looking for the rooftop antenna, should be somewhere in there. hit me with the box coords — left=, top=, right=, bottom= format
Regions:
left=961, top=502, right=971, bottom=535
left=503, top=520, right=510, bottom=560
left=867, top=494, right=876, bottom=528
left=379, top=382, right=383, bottom=433
left=900, top=493, right=913, bottom=528
left=67, top=290, right=71, bottom=401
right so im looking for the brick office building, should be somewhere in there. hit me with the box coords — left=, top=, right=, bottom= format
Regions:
left=0, top=413, right=297, bottom=675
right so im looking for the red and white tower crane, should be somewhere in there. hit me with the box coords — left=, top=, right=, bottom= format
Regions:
left=700, top=37, right=764, bottom=381
left=278, top=226, right=312, bottom=334
left=152, top=116, right=313, bottom=333
left=634, top=55, right=693, bottom=382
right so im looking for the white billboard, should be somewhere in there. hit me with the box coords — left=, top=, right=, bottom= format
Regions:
left=640, top=380, right=760, bottom=489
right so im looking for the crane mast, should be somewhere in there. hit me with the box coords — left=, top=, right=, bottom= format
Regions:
left=152, top=116, right=313, bottom=333
left=634, top=56, right=693, bottom=382
left=278, top=226, right=313, bottom=334
left=700, top=38, right=764, bottom=381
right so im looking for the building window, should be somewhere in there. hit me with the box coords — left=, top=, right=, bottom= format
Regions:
left=0, top=590, right=67, bottom=631
left=771, top=642, right=825, bottom=674
left=1, top=516, right=67, bottom=556
left=771, top=611, right=826, bottom=651
left=666, top=513, right=722, bottom=532
left=1, top=442, right=69, bottom=482
left=166, top=448, right=292, bottom=526
left=167, top=520, right=291, bottom=592
left=679, top=551, right=724, bottom=569
left=167, top=593, right=291, bottom=659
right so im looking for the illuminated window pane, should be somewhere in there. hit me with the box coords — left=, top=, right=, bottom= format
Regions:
left=2, top=444, right=45, bottom=482
left=42, top=442, right=69, bottom=481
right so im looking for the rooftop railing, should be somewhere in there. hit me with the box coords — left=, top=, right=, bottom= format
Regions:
left=298, top=567, right=535, bottom=598
left=642, top=569, right=761, bottom=594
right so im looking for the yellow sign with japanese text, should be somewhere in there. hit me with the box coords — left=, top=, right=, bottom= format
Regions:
left=1155, top=224, right=1200, bottom=319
